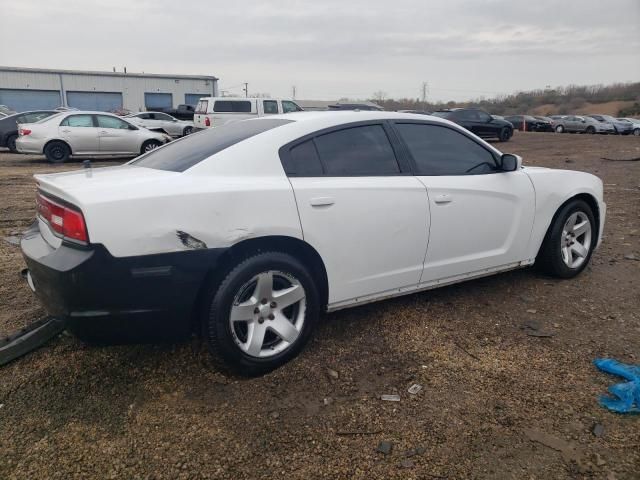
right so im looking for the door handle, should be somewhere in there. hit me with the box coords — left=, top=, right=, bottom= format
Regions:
left=61, top=129, right=71, bottom=133
left=310, top=197, right=335, bottom=207
left=100, top=130, right=108, bottom=134
left=434, top=194, right=453, bottom=204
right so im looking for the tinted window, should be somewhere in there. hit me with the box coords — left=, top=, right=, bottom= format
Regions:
left=263, top=100, right=279, bottom=114
left=456, top=110, right=478, bottom=121
left=60, top=114, right=94, bottom=127
left=131, top=118, right=293, bottom=172
left=282, top=101, right=302, bottom=113
left=476, top=111, right=491, bottom=122
left=136, top=113, right=151, bottom=119
left=96, top=115, right=130, bottom=129
left=314, top=125, right=400, bottom=176
left=431, top=111, right=454, bottom=119
left=214, top=100, right=252, bottom=113
left=195, top=100, right=208, bottom=114
left=154, top=112, right=173, bottom=121
left=396, top=123, right=497, bottom=175
left=22, top=112, right=53, bottom=123
left=282, top=140, right=323, bottom=176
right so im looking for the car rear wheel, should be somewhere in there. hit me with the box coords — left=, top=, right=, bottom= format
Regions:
left=537, top=199, right=596, bottom=278
left=633, top=128, right=640, bottom=136
left=44, top=141, right=70, bottom=163
left=6, top=134, right=18, bottom=153
left=586, top=126, right=596, bottom=134
left=182, top=126, right=193, bottom=136
left=204, top=252, right=319, bottom=376
left=555, top=125, right=564, bottom=133
left=498, top=127, right=511, bottom=142
left=140, top=139, right=161, bottom=154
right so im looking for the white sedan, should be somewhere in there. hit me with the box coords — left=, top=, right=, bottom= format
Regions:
left=126, top=111, right=194, bottom=138
left=15, top=111, right=171, bottom=163
left=21, top=111, right=605, bottom=374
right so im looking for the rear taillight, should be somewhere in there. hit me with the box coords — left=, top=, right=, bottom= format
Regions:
left=36, top=192, right=89, bottom=243
left=19, top=128, right=31, bottom=136
left=205, top=117, right=211, bottom=127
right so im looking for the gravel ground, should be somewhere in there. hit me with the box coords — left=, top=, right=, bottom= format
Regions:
left=0, top=132, right=639, bottom=479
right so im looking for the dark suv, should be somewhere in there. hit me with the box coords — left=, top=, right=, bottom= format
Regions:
left=432, top=108, right=513, bottom=142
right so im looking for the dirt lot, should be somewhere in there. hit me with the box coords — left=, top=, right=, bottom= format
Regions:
left=1, top=132, right=639, bottom=479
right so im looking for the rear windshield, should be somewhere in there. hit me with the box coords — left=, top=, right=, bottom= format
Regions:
left=130, top=118, right=293, bottom=172
left=214, top=100, right=253, bottom=113
left=195, top=100, right=208, bottom=114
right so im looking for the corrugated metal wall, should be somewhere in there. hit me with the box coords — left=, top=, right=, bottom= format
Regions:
left=0, top=69, right=217, bottom=112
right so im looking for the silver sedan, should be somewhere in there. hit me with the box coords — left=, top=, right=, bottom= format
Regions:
left=15, top=111, right=171, bottom=163
left=126, top=111, right=194, bottom=137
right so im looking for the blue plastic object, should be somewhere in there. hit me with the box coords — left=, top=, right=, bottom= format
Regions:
left=593, top=358, right=640, bottom=414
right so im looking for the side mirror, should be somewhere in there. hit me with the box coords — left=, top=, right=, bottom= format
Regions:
left=501, top=153, right=522, bottom=172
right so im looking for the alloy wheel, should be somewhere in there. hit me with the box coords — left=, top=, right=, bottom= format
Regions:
left=229, top=270, right=306, bottom=358
left=561, top=211, right=592, bottom=269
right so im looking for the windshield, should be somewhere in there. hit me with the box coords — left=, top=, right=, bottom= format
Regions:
left=431, top=111, right=453, bottom=118
left=130, top=118, right=293, bottom=172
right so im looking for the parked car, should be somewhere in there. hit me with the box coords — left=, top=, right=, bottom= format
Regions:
left=552, top=115, right=614, bottom=134
left=504, top=115, right=553, bottom=132
left=398, top=109, right=431, bottom=115
left=329, top=103, right=384, bottom=111
left=0, top=105, right=16, bottom=116
left=20, top=111, right=605, bottom=375
left=588, top=115, right=634, bottom=135
left=0, top=110, right=58, bottom=152
left=617, top=118, right=640, bottom=136
left=160, top=104, right=197, bottom=121
left=126, top=111, right=194, bottom=137
left=432, top=108, right=513, bottom=141
left=194, top=97, right=303, bottom=130
left=15, top=111, right=171, bottom=163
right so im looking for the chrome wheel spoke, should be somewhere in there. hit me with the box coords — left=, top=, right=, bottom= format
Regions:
left=573, top=220, right=590, bottom=237
left=244, top=322, right=267, bottom=356
left=230, top=301, right=257, bottom=322
left=253, top=271, right=273, bottom=302
left=273, top=284, right=305, bottom=309
left=565, top=213, right=578, bottom=230
left=269, top=313, right=299, bottom=343
left=571, top=242, right=588, bottom=258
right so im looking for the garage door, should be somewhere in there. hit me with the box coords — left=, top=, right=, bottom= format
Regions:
left=145, top=93, right=173, bottom=110
left=67, top=91, right=123, bottom=111
left=0, top=89, right=61, bottom=112
left=185, top=93, right=207, bottom=106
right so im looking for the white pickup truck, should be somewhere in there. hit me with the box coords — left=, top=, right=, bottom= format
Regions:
left=193, top=97, right=303, bottom=129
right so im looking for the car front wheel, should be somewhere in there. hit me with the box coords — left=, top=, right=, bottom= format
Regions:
left=141, top=139, right=161, bottom=154
left=537, top=199, right=596, bottom=278
left=555, top=125, right=564, bottom=133
left=633, top=128, right=639, bottom=136
left=205, top=252, right=319, bottom=376
left=498, top=127, right=511, bottom=142
left=183, top=126, right=193, bottom=136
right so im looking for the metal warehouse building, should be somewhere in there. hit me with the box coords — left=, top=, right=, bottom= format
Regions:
left=0, top=66, right=219, bottom=113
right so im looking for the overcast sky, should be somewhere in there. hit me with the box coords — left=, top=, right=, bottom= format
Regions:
left=1, top=0, right=639, bottom=101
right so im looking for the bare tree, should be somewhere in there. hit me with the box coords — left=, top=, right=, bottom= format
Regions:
left=372, top=91, right=388, bottom=102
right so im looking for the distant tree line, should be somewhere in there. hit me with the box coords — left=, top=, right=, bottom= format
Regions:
left=371, top=82, right=640, bottom=116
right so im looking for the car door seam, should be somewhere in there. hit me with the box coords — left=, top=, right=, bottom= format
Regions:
left=413, top=176, right=432, bottom=284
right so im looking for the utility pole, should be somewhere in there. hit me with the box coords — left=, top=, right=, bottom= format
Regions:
left=243, top=83, right=248, bottom=98
left=292, top=85, right=296, bottom=99
left=421, top=81, right=428, bottom=107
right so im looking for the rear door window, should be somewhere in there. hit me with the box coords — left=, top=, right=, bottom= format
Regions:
left=213, top=100, right=253, bottom=113
left=60, top=114, right=95, bottom=127
left=96, top=115, right=131, bottom=129
left=281, top=140, right=323, bottom=176
left=131, top=118, right=293, bottom=172
left=282, top=101, right=302, bottom=113
left=195, top=100, right=208, bottom=114
left=314, top=124, right=400, bottom=176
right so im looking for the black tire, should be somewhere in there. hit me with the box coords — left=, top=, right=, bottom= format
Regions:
left=586, top=126, right=596, bottom=134
left=205, top=251, right=319, bottom=376
left=44, top=141, right=70, bottom=163
left=183, top=126, right=193, bottom=136
left=633, top=128, right=640, bottom=136
left=536, top=199, right=596, bottom=278
left=555, top=125, right=564, bottom=133
left=140, top=139, right=162, bottom=155
left=498, top=127, right=511, bottom=142
left=6, top=134, right=18, bottom=153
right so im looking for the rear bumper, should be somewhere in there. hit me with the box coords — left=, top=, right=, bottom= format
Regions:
left=21, top=222, right=225, bottom=342
left=15, top=136, right=43, bottom=154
